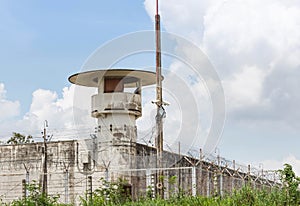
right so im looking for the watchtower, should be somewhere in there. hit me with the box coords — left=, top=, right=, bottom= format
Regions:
left=69, top=69, right=156, bottom=174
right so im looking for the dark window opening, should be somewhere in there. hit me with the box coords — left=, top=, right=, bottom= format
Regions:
left=104, top=78, right=124, bottom=93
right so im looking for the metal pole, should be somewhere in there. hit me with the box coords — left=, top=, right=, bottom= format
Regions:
left=248, top=165, right=251, bottom=184
left=105, top=167, right=109, bottom=182
left=85, top=173, right=88, bottom=202
left=232, top=160, right=236, bottom=193
left=65, top=169, right=69, bottom=204
left=23, top=163, right=30, bottom=197
left=155, top=0, right=164, bottom=199
left=26, top=171, right=29, bottom=197
left=199, top=149, right=203, bottom=195
left=178, top=142, right=181, bottom=193
left=42, top=120, right=48, bottom=195
left=217, top=154, right=223, bottom=196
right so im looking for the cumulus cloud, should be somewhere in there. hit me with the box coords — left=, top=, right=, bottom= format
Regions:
left=137, top=65, right=211, bottom=153
left=223, top=65, right=268, bottom=109
left=202, top=0, right=300, bottom=123
left=143, top=0, right=300, bottom=172
left=144, top=0, right=300, bottom=130
left=0, top=84, right=94, bottom=141
left=260, top=154, right=300, bottom=176
left=0, top=83, right=20, bottom=122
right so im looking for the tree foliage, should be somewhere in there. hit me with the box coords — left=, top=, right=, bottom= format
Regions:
left=278, top=163, right=300, bottom=205
left=6, top=132, right=34, bottom=145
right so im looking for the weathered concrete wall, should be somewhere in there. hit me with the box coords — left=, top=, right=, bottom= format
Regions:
left=0, top=140, right=76, bottom=204
left=0, top=140, right=280, bottom=205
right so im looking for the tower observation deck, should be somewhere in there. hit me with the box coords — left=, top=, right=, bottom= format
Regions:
left=69, top=69, right=158, bottom=172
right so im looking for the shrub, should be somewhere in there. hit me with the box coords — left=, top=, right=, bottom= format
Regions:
left=10, top=181, right=67, bottom=206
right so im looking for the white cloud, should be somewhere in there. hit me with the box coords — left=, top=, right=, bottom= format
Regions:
left=136, top=58, right=214, bottom=154
left=0, top=83, right=20, bottom=122
left=144, top=0, right=218, bottom=45
left=0, top=84, right=94, bottom=141
left=223, top=65, right=268, bottom=109
left=260, top=154, right=300, bottom=176
left=144, top=0, right=300, bottom=131
left=202, top=0, right=300, bottom=69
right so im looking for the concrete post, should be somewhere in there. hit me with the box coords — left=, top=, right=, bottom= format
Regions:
left=25, top=171, right=29, bottom=197
left=22, top=179, right=26, bottom=199
left=192, top=167, right=196, bottom=196
left=65, top=170, right=69, bottom=204
left=220, top=174, right=223, bottom=196
left=87, top=176, right=92, bottom=204
left=207, top=170, right=210, bottom=196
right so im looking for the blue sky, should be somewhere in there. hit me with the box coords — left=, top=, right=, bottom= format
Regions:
left=0, top=0, right=152, bottom=114
left=1, top=0, right=300, bottom=173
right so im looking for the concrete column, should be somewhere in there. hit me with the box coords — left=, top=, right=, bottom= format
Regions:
left=192, top=167, right=196, bottom=196
left=65, top=170, right=69, bottom=204
left=220, top=174, right=223, bottom=196
left=207, top=170, right=210, bottom=197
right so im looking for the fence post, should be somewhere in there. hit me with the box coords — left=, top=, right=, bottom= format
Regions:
left=213, top=170, right=218, bottom=196
left=65, top=169, right=69, bottom=204
left=146, top=169, right=155, bottom=198
left=199, top=149, right=203, bottom=196
left=232, top=160, right=236, bottom=193
left=192, top=167, right=196, bottom=196
left=247, top=165, right=251, bottom=186
left=178, top=142, right=181, bottom=194
left=151, top=171, right=156, bottom=199
left=146, top=169, right=151, bottom=192
left=22, top=179, right=26, bottom=200
left=206, top=170, right=210, bottom=196
left=220, top=173, right=223, bottom=196
left=87, top=176, right=92, bottom=204
left=217, top=155, right=223, bottom=196
left=26, top=171, right=29, bottom=197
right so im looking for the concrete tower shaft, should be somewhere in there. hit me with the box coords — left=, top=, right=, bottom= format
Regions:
left=69, top=69, right=158, bottom=172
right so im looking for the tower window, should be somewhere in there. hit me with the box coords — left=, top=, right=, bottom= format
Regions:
left=104, top=78, right=124, bottom=93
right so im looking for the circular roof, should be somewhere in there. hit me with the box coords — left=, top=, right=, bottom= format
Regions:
left=68, top=69, right=160, bottom=88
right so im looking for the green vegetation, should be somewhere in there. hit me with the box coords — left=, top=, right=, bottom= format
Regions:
left=8, top=181, right=69, bottom=206
left=6, top=132, right=34, bottom=145
left=278, top=163, right=300, bottom=205
left=80, top=164, right=300, bottom=206
left=79, top=185, right=293, bottom=206
left=81, top=178, right=132, bottom=206
left=0, top=164, right=299, bottom=205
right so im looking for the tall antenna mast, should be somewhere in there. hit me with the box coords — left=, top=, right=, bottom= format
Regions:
left=155, top=0, right=164, bottom=199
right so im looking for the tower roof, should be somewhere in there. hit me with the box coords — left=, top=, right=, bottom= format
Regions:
left=68, top=69, right=160, bottom=88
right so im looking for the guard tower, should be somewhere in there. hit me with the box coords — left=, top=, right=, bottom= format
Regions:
left=68, top=69, right=156, bottom=175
